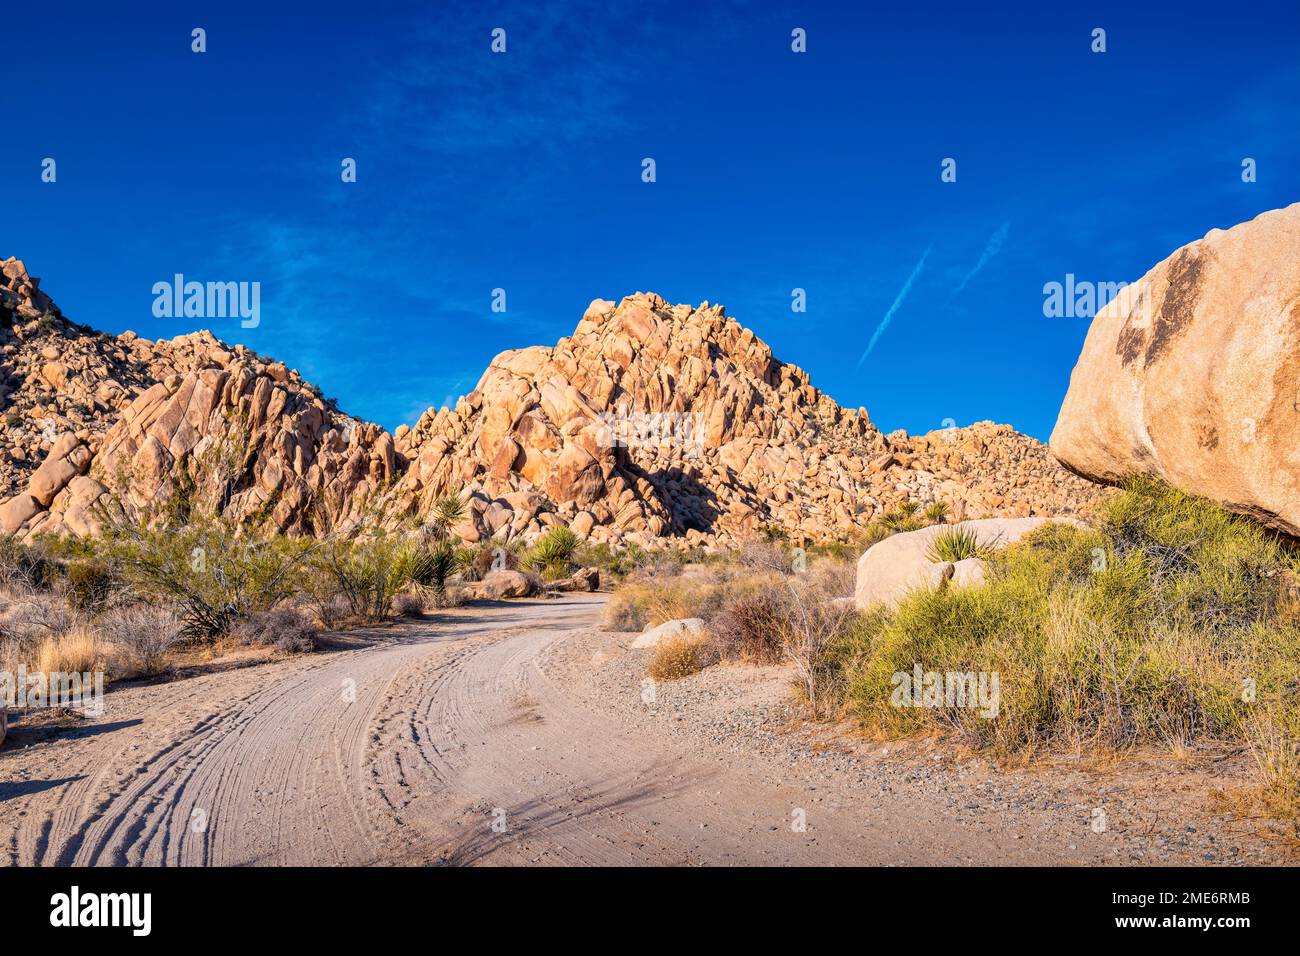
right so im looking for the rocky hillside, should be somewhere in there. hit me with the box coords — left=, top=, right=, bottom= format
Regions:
left=0, top=261, right=1100, bottom=546
left=0, top=257, right=397, bottom=538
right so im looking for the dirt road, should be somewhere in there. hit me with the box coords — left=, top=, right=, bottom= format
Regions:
left=0, top=594, right=1288, bottom=866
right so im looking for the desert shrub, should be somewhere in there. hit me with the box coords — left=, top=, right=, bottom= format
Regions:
left=471, top=543, right=522, bottom=580
left=1096, top=476, right=1290, bottom=633
left=0, top=588, right=75, bottom=646
left=601, top=590, right=650, bottom=631
left=108, top=521, right=312, bottom=638
left=311, top=534, right=420, bottom=623
left=296, top=568, right=351, bottom=629
left=807, top=539, right=858, bottom=562
left=604, top=572, right=768, bottom=633
left=647, top=633, right=713, bottom=681
left=926, top=525, right=989, bottom=563
left=701, top=562, right=859, bottom=713
left=707, top=590, right=788, bottom=664
left=735, top=538, right=795, bottom=575
left=98, top=604, right=184, bottom=677
left=603, top=547, right=835, bottom=635
left=631, top=548, right=687, bottom=579
left=427, top=584, right=467, bottom=609
left=0, top=536, right=59, bottom=590
left=228, top=607, right=318, bottom=653
left=781, top=562, right=861, bottom=715
left=64, top=558, right=119, bottom=611
left=391, top=592, right=425, bottom=618
left=573, top=541, right=641, bottom=579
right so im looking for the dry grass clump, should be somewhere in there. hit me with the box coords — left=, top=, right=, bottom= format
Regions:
left=1245, top=705, right=1300, bottom=819
left=36, top=627, right=105, bottom=676
left=647, top=633, right=715, bottom=681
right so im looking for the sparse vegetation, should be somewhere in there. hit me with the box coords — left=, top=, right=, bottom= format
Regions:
left=706, top=590, right=787, bottom=663
left=391, top=592, right=425, bottom=618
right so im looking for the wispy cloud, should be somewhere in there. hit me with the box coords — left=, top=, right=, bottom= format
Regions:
left=949, top=222, right=1009, bottom=299
left=857, top=243, right=933, bottom=368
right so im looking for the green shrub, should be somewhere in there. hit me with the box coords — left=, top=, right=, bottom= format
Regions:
left=406, top=539, right=458, bottom=598
left=880, top=501, right=923, bottom=533
left=64, top=558, right=118, bottom=610
left=311, top=534, right=423, bottom=623
left=108, top=521, right=312, bottom=638
left=825, top=481, right=1300, bottom=760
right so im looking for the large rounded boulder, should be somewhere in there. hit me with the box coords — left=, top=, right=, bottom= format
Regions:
left=1050, top=203, right=1300, bottom=535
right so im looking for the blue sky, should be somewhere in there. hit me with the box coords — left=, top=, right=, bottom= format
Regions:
left=5, top=0, right=1297, bottom=440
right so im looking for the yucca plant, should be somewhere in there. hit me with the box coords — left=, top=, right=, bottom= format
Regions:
left=926, top=525, right=990, bottom=563
left=422, top=494, right=467, bottom=543
left=407, top=539, right=459, bottom=599
left=527, top=525, right=580, bottom=579
left=881, top=500, right=923, bottom=532
left=924, top=500, right=949, bottom=525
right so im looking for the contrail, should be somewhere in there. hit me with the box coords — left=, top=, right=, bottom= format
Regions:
left=949, top=222, right=1009, bottom=299
left=857, top=242, right=933, bottom=368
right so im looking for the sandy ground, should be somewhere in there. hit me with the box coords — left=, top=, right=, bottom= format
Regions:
left=0, top=593, right=1294, bottom=866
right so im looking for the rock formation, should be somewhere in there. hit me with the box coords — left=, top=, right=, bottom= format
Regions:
left=1050, top=203, right=1300, bottom=536
left=2, top=261, right=1101, bottom=545
left=388, top=293, right=1100, bottom=547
